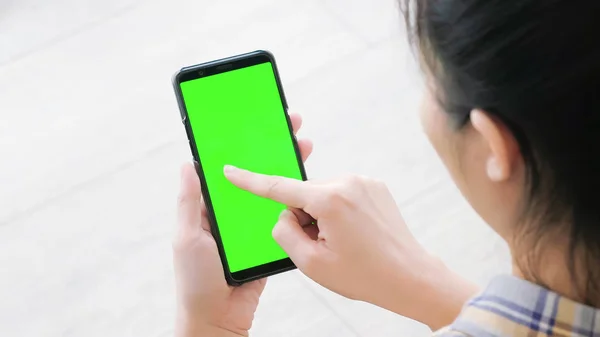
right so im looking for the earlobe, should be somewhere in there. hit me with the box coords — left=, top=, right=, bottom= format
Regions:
left=486, top=157, right=507, bottom=182
left=470, top=109, right=513, bottom=182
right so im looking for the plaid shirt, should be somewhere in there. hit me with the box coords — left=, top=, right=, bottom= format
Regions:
left=434, top=275, right=600, bottom=337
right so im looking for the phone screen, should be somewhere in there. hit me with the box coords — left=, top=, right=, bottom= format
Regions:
left=179, top=61, right=302, bottom=274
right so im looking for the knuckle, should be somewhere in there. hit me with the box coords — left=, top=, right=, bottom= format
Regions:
left=172, top=230, right=209, bottom=255
left=341, top=174, right=368, bottom=191
left=318, top=174, right=369, bottom=210
left=363, top=176, right=389, bottom=192
left=299, top=247, right=321, bottom=273
left=265, top=177, right=282, bottom=197
left=171, top=236, right=188, bottom=254
left=272, top=222, right=284, bottom=241
left=375, top=179, right=389, bottom=191
left=177, top=193, right=200, bottom=212
left=177, top=194, right=188, bottom=208
left=339, top=175, right=363, bottom=194
left=341, top=174, right=360, bottom=185
left=323, top=187, right=344, bottom=204
left=360, top=175, right=379, bottom=186
left=372, top=177, right=384, bottom=185
left=356, top=174, right=376, bottom=186
left=345, top=174, right=384, bottom=192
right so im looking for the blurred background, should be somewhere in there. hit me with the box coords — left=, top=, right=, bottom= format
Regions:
left=0, top=0, right=511, bottom=336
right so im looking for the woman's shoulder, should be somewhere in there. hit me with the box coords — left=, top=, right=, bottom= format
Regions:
left=432, top=326, right=472, bottom=337
left=435, top=274, right=600, bottom=337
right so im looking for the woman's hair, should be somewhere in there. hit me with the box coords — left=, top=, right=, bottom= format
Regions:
left=401, top=0, right=600, bottom=304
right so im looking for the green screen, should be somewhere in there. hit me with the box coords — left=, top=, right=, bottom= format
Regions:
left=180, top=62, right=302, bottom=273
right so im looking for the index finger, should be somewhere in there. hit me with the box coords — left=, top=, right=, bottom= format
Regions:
left=224, top=165, right=315, bottom=209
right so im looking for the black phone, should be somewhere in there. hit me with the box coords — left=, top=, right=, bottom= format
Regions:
left=172, top=50, right=307, bottom=285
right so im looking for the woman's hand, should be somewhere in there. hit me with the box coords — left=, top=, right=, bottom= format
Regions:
left=173, top=114, right=313, bottom=337
left=224, top=170, right=479, bottom=330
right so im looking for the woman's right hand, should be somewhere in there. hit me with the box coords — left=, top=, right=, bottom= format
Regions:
left=224, top=168, right=479, bottom=330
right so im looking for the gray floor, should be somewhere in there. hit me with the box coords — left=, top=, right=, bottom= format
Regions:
left=0, top=1, right=512, bottom=336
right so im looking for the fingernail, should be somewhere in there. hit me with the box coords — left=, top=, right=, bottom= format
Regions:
left=223, top=165, right=238, bottom=176
left=280, top=209, right=293, bottom=218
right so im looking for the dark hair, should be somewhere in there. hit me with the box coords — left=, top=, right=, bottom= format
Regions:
left=401, top=0, right=600, bottom=304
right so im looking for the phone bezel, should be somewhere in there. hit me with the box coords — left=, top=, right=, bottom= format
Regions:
left=172, top=50, right=306, bottom=286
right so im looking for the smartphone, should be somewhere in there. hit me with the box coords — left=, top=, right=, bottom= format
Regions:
left=172, top=50, right=307, bottom=285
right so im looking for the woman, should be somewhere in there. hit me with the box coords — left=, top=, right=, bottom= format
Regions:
left=173, top=0, right=600, bottom=336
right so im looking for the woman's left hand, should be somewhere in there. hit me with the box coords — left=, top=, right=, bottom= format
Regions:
left=173, top=114, right=313, bottom=337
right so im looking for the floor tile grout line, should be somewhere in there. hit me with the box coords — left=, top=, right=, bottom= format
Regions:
left=0, top=139, right=180, bottom=227
left=396, top=178, right=446, bottom=209
left=318, top=1, right=375, bottom=48
left=286, top=32, right=401, bottom=93
left=319, top=0, right=405, bottom=50
left=0, top=1, right=142, bottom=69
left=296, top=275, right=363, bottom=337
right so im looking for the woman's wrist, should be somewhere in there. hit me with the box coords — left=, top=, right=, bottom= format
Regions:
left=373, top=253, right=479, bottom=331
left=415, top=257, right=479, bottom=330
left=175, top=311, right=248, bottom=337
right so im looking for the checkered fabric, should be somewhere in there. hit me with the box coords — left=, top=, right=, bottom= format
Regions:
left=434, top=275, right=600, bottom=337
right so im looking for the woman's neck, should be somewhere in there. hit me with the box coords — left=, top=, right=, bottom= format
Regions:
left=511, top=245, right=594, bottom=306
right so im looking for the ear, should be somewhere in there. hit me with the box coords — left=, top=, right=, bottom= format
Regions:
left=470, top=110, right=519, bottom=182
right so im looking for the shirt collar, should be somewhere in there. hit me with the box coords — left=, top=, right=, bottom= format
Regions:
left=451, top=275, right=600, bottom=337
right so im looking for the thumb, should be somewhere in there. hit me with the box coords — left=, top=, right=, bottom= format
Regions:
left=177, top=163, right=202, bottom=230
left=273, top=209, right=318, bottom=269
